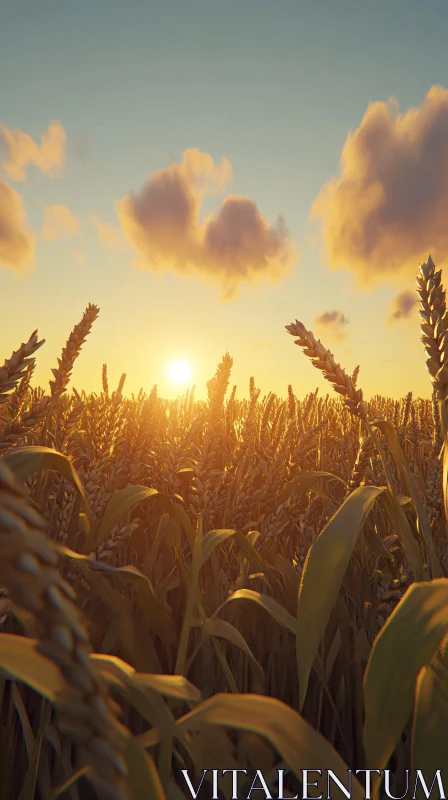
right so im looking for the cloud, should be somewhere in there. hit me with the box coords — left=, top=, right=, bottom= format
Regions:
left=90, top=214, right=126, bottom=251
left=41, top=204, right=80, bottom=242
left=314, top=309, right=350, bottom=342
left=118, top=148, right=298, bottom=299
left=0, top=120, right=66, bottom=181
left=388, top=290, right=418, bottom=323
left=311, top=86, right=448, bottom=285
left=0, top=180, right=35, bottom=271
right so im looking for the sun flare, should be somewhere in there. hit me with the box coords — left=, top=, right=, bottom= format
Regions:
left=168, top=360, right=192, bottom=384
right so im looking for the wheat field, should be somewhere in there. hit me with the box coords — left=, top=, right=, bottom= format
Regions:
left=1, top=256, right=448, bottom=800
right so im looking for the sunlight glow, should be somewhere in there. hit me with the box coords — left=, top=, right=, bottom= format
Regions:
left=168, top=360, right=192, bottom=384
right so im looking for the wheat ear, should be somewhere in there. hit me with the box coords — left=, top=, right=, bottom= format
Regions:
left=50, top=304, right=99, bottom=399
left=417, top=255, right=448, bottom=436
left=0, top=330, right=45, bottom=405
left=285, top=320, right=367, bottom=419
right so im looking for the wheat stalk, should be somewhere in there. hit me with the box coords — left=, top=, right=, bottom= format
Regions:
left=0, top=461, right=129, bottom=799
left=285, top=320, right=367, bottom=419
left=0, top=331, right=45, bottom=405
left=417, top=255, right=448, bottom=435
left=50, top=304, right=99, bottom=399
left=102, top=363, right=109, bottom=396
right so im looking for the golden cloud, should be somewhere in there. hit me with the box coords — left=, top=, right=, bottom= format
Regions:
left=118, top=148, right=298, bottom=299
left=90, top=214, right=126, bottom=251
left=0, top=180, right=35, bottom=271
left=388, top=290, right=418, bottom=323
left=41, top=204, right=80, bottom=242
left=311, top=86, right=448, bottom=285
left=0, top=120, right=66, bottom=181
left=314, top=309, right=350, bottom=342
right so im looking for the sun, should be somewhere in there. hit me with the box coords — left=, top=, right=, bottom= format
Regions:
left=168, top=360, right=192, bottom=384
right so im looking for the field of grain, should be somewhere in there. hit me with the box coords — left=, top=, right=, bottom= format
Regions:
left=1, top=257, right=448, bottom=800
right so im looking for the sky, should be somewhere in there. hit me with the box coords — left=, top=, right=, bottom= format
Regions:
left=1, top=0, right=448, bottom=401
